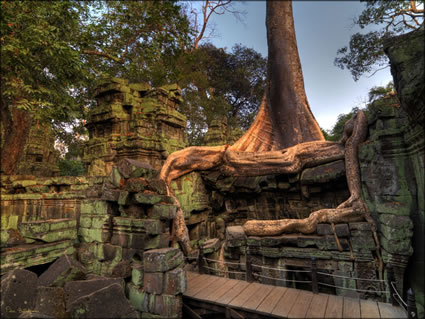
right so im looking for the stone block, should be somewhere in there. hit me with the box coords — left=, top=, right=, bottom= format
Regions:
left=151, top=204, right=177, bottom=220
left=297, top=235, right=321, bottom=248
left=126, top=178, right=148, bottom=193
left=202, top=238, right=221, bottom=254
left=349, top=222, right=372, bottom=231
left=118, top=191, right=130, bottom=205
left=134, top=193, right=163, bottom=205
left=111, top=260, right=132, bottom=278
left=117, top=158, right=158, bottom=179
left=80, top=200, right=108, bottom=216
left=35, top=287, right=66, bottom=318
left=102, top=244, right=123, bottom=261
left=144, top=248, right=184, bottom=273
left=300, top=160, right=345, bottom=184
left=149, top=294, right=182, bottom=318
left=146, top=179, right=167, bottom=195
left=131, top=262, right=144, bottom=287
left=164, top=267, right=186, bottom=295
left=335, top=224, right=350, bottom=237
left=69, top=283, right=136, bottom=318
left=144, top=272, right=164, bottom=294
left=225, top=226, right=246, bottom=247
left=18, top=311, right=53, bottom=318
left=127, top=283, right=151, bottom=313
left=1, top=269, right=38, bottom=318
left=144, top=233, right=170, bottom=250
left=38, top=254, right=87, bottom=287
left=316, top=223, right=332, bottom=235
left=350, top=231, right=376, bottom=251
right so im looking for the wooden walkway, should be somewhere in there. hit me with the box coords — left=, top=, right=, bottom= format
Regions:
left=183, top=271, right=407, bottom=319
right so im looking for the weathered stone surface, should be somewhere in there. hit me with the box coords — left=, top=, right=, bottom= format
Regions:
left=35, top=287, right=66, bottom=318
left=316, top=223, right=332, bottom=235
left=247, top=234, right=299, bottom=247
left=126, top=178, right=148, bottom=193
left=149, top=294, right=182, bottom=318
left=202, top=238, right=221, bottom=254
left=335, top=224, right=350, bottom=237
left=144, top=248, right=184, bottom=273
left=384, top=27, right=424, bottom=127
left=164, top=267, right=186, bottom=295
left=127, top=283, right=151, bottom=313
left=131, top=261, right=144, bottom=287
left=117, top=158, right=158, bottom=179
left=300, top=160, right=346, bottom=184
left=144, top=272, right=164, bottom=294
left=69, top=283, right=136, bottom=318
left=64, top=277, right=124, bottom=310
left=225, top=226, right=246, bottom=247
left=18, top=311, right=53, bottom=318
left=1, top=269, right=38, bottom=318
left=1, top=240, right=75, bottom=275
left=38, top=254, right=87, bottom=287
left=151, top=204, right=177, bottom=220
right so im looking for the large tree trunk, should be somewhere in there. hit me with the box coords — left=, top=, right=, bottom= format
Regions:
left=0, top=104, right=32, bottom=175
left=230, top=1, right=323, bottom=152
left=160, top=1, right=379, bottom=260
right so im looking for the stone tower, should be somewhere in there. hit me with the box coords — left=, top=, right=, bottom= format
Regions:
left=83, top=78, right=187, bottom=175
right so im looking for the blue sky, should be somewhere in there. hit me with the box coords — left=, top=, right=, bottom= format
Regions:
left=200, top=1, right=394, bottom=131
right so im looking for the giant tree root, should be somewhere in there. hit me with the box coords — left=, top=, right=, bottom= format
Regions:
left=160, top=111, right=382, bottom=280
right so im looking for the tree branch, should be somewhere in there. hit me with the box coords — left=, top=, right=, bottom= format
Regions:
left=82, top=50, right=123, bottom=64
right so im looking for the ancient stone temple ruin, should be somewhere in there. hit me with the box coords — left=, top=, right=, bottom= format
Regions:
left=83, top=78, right=187, bottom=175
left=0, top=27, right=423, bottom=319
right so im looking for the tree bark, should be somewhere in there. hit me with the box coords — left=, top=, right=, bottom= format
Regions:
left=230, top=1, right=324, bottom=152
left=0, top=105, right=32, bottom=175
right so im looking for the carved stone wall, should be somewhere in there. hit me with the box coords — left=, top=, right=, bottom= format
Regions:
left=383, top=27, right=424, bottom=317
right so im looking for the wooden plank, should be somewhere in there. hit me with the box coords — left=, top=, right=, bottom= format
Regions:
left=324, top=295, right=344, bottom=318
left=207, top=278, right=240, bottom=303
left=186, top=271, right=201, bottom=283
left=193, top=276, right=228, bottom=300
left=215, top=280, right=250, bottom=305
left=185, top=275, right=217, bottom=298
left=272, top=288, right=300, bottom=317
left=240, top=283, right=274, bottom=311
left=305, top=293, right=329, bottom=318
left=288, top=290, right=314, bottom=318
left=360, top=299, right=380, bottom=318
left=256, top=286, right=288, bottom=315
left=230, top=282, right=260, bottom=308
left=377, top=302, right=407, bottom=318
left=342, top=297, right=361, bottom=318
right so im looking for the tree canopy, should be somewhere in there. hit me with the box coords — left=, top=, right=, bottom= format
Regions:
left=176, top=43, right=267, bottom=145
left=335, top=0, right=424, bottom=81
left=2, top=0, right=263, bottom=172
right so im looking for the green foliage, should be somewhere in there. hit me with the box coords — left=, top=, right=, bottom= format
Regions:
left=177, top=43, right=267, bottom=145
left=58, top=160, right=86, bottom=176
left=335, top=0, right=424, bottom=80
left=1, top=1, right=91, bottom=120
left=326, top=81, right=395, bottom=140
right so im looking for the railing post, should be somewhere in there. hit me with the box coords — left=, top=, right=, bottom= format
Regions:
left=246, top=255, right=254, bottom=283
left=387, top=263, right=397, bottom=306
left=311, top=257, right=318, bottom=294
left=407, top=288, right=417, bottom=318
left=198, top=249, right=204, bottom=274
